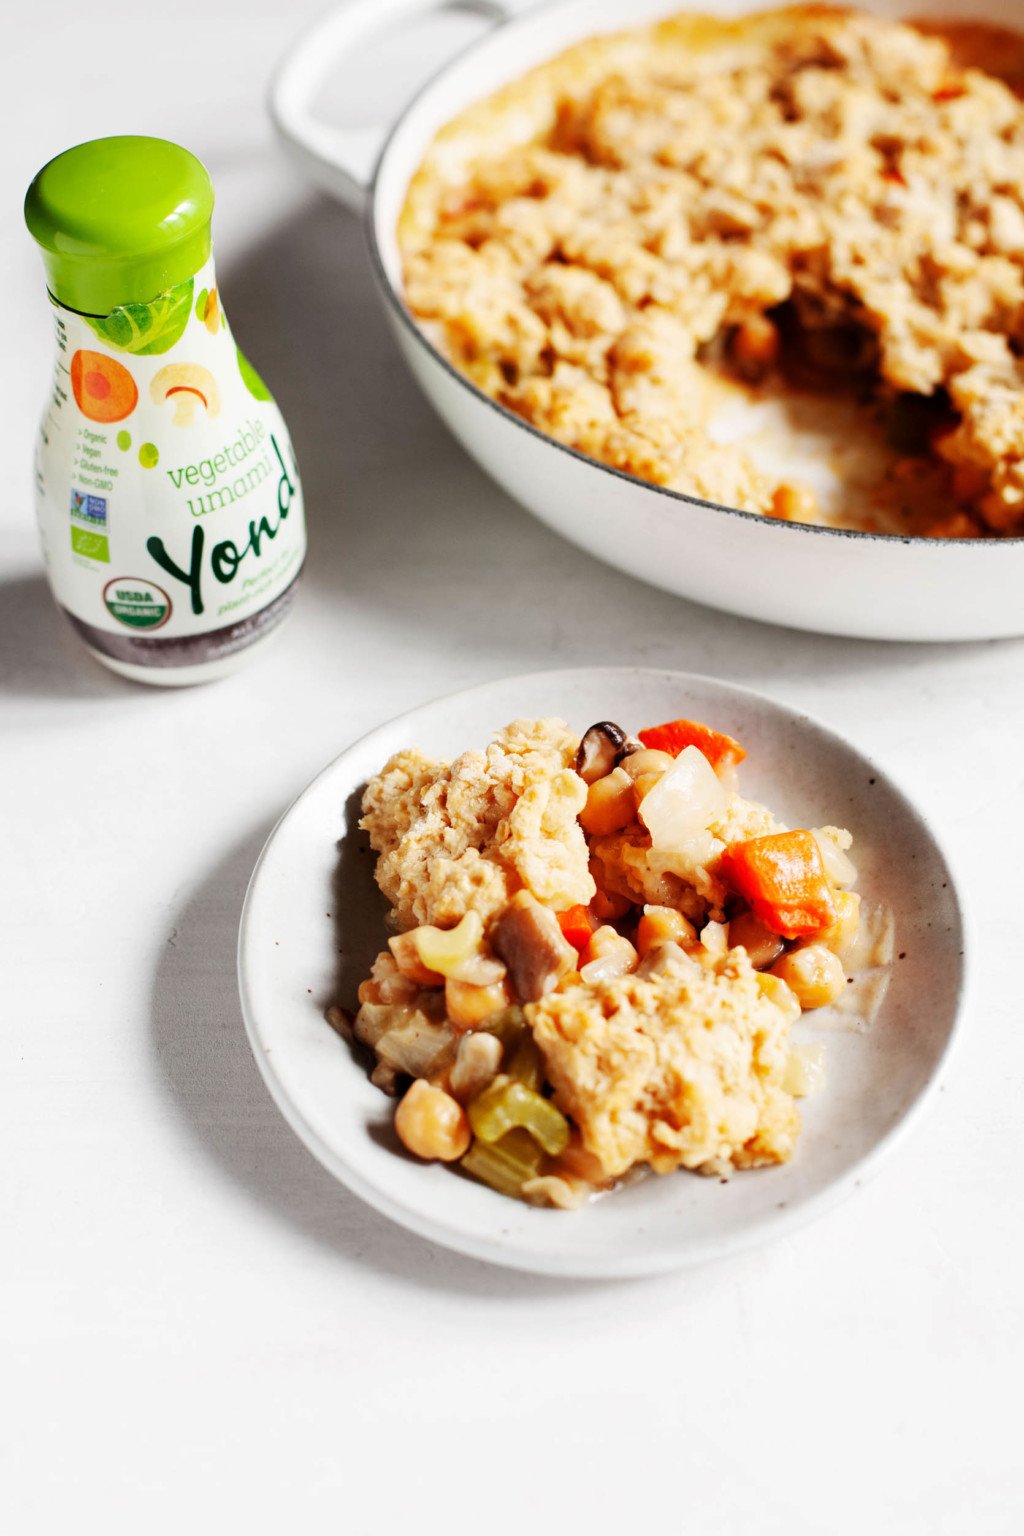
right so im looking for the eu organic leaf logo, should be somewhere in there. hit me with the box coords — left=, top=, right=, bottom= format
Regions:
left=84, top=278, right=195, bottom=356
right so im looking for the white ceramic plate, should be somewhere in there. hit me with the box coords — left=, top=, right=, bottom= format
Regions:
left=238, top=668, right=967, bottom=1276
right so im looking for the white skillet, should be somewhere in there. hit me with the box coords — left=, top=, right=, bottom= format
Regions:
left=270, top=0, right=1024, bottom=641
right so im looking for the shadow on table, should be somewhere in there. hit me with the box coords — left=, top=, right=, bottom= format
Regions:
left=0, top=573, right=136, bottom=701
left=149, top=814, right=650, bottom=1298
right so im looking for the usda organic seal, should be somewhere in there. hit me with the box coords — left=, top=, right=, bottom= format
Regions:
left=103, top=577, right=171, bottom=630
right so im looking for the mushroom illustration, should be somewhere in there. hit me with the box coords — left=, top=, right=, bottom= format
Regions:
left=150, top=362, right=220, bottom=426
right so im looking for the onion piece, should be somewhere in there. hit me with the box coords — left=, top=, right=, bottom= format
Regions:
left=447, top=953, right=507, bottom=986
left=522, top=1174, right=590, bottom=1209
left=811, top=827, right=858, bottom=888
left=838, top=902, right=895, bottom=970
left=646, top=832, right=721, bottom=877
left=354, top=1001, right=412, bottom=1048
left=638, top=746, right=728, bottom=850
left=580, top=948, right=637, bottom=984
left=699, top=920, right=729, bottom=960
left=375, top=1014, right=456, bottom=1076
left=783, top=1042, right=827, bottom=1097
left=808, top=967, right=891, bottom=1033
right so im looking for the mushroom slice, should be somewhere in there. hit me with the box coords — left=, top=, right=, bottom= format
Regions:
left=370, top=1062, right=401, bottom=1096
left=491, top=892, right=577, bottom=1002
left=575, top=721, right=629, bottom=784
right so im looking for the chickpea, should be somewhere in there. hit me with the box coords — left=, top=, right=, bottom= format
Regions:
left=394, top=1079, right=471, bottom=1161
left=619, top=749, right=676, bottom=782
left=579, top=766, right=636, bottom=836
left=815, top=890, right=861, bottom=956
left=619, top=749, right=678, bottom=807
left=632, top=773, right=663, bottom=803
left=770, top=944, right=846, bottom=1010
left=636, top=905, right=697, bottom=957
left=445, top=975, right=511, bottom=1030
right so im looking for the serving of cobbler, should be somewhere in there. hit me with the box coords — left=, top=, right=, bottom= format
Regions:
left=328, top=713, right=893, bottom=1208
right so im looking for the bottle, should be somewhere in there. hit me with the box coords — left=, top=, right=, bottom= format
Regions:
left=25, top=136, right=306, bottom=685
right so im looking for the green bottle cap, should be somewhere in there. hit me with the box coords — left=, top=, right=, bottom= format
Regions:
left=25, top=136, right=214, bottom=316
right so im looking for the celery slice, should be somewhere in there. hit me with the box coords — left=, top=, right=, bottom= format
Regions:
left=505, top=1033, right=543, bottom=1092
left=468, top=1075, right=569, bottom=1157
left=461, top=1129, right=544, bottom=1197
left=479, top=1006, right=528, bottom=1048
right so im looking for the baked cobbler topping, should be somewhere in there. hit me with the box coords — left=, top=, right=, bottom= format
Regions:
left=399, top=6, right=1024, bottom=537
left=328, top=714, right=893, bottom=1207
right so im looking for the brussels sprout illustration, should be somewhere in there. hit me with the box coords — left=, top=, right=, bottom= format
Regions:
left=150, top=362, right=221, bottom=426
left=70, top=350, right=138, bottom=423
left=85, top=278, right=194, bottom=355
left=236, top=345, right=272, bottom=401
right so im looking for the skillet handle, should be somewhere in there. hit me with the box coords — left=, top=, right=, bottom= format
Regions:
left=270, top=0, right=512, bottom=212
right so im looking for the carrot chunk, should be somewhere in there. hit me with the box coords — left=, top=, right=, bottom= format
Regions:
left=718, top=830, right=837, bottom=940
left=637, top=718, right=746, bottom=770
left=557, top=904, right=595, bottom=953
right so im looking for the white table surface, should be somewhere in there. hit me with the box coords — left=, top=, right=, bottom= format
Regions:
left=3, top=2, right=1022, bottom=1529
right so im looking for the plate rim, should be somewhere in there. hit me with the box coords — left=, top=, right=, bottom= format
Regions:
left=237, top=665, right=971, bottom=1277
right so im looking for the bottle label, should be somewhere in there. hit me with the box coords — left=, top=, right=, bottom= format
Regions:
left=35, top=259, right=306, bottom=671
